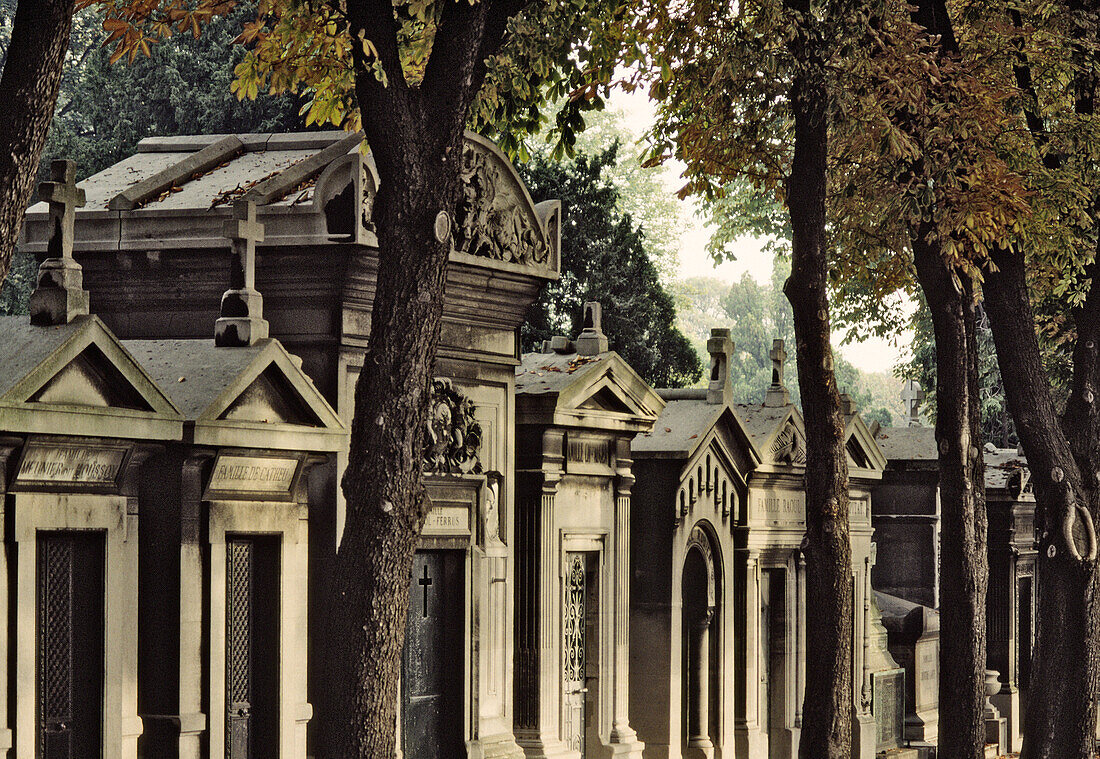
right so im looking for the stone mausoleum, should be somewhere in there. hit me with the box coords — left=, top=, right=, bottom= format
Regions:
left=3, top=130, right=1000, bottom=759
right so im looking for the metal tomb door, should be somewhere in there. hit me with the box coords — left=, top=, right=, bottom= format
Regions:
left=403, top=550, right=465, bottom=758
left=37, top=531, right=105, bottom=759
left=563, top=553, right=588, bottom=757
left=226, top=536, right=281, bottom=759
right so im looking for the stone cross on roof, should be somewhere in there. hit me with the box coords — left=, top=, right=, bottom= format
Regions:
left=575, top=301, right=609, bottom=356
left=902, top=379, right=925, bottom=427
left=29, top=159, right=90, bottom=325
left=215, top=200, right=269, bottom=346
left=707, top=327, right=734, bottom=405
left=765, top=338, right=790, bottom=408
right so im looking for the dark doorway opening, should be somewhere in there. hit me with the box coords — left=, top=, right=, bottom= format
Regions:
left=36, top=530, right=105, bottom=759
left=225, top=535, right=281, bottom=759
left=403, top=550, right=465, bottom=759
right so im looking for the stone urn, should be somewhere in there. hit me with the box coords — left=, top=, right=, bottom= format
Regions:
left=984, top=669, right=1002, bottom=708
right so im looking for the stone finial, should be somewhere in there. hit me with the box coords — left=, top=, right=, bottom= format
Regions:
left=550, top=335, right=573, bottom=354
left=575, top=301, right=609, bottom=356
left=902, top=379, right=925, bottom=427
left=839, top=391, right=855, bottom=416
left=706, top=327, right=734, bottom=405
left=764, top=338, right=790, bottom=407
left=215, top=200, right=269, bottom=346
left=29, top=159, right=90, bottom=325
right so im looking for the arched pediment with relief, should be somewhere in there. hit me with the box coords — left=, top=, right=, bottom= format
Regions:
left=452, top=135, right=559, bottom=269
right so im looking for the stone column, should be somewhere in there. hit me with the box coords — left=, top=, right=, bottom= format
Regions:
left=735, top=549, right=764, bottom=758
left=611, top=438, right=640, bottom=749
left=0, top=440, right=19, bottom=754
left=795, top=553, right=806, bottom=730
left=688, top=611, right=715, bottom=755
left=179, top=452, right=214, bottom=759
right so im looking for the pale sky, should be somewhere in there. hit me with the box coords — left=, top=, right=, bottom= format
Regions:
left=610, top=88, right=910, bottom=375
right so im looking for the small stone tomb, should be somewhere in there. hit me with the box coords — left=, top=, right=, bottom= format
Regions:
left=514, top=304, right=661, bottom=759
left=875, top=591, right=939, bottom=747
left=630, top=328, right=759, bottom=759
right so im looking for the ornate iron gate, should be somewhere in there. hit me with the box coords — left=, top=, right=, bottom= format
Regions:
left=226, top=536, right=280, bottom=759
left=562, top=553, right=587, bottom=757
left=37, top=531, right=104, bottom=759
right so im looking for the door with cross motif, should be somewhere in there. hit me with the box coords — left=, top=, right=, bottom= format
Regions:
left=402, top=550, right=465, bottom=758
left=36, top=531, right=104, bottom=759
left=225, top=535, right=281, bottom=759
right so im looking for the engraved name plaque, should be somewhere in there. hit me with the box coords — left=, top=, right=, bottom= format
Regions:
left=205, top=454, right=301, bottom=499
left=16, top=443, right=127, bottom=485
left=566, top=435, right=613, bottom=476
left=750, top=489, right=806, bottom=525
left=423, top=505, right=471, bottom=536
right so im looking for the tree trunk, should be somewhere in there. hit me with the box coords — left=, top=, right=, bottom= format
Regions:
left=910, top=231, right=989, bottom=759
left=983, top=246, right=1100, bottom=759
left=782, top=2, right=852, bottom=757
left=901, top=4, right=990, bottom=756
left=313, top=1, right=522, bottom=755
left=0, top=0, right=77, bottom=275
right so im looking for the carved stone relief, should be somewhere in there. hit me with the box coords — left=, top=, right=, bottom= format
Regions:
left=423, top=378, right=483, bottom=475
left=452, top=142, right=550, bottom=266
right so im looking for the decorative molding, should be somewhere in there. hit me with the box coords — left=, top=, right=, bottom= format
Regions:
left=423, top=378, right=483, bottom=475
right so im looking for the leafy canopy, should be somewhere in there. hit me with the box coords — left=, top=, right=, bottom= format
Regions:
left=84, top=0, right=630, bottom=160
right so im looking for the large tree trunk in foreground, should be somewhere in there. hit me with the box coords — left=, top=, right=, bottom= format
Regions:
left=783, top=2, right=852, bottom=756
left=983, top=247, right=1100, bottom=759
left=906, top=3, right=990, bottom=756
left=0, top=0, right=77, bottom=274
left=315, top=1, right=523, bottom=755
left=910, top=232, right=988, bottom=759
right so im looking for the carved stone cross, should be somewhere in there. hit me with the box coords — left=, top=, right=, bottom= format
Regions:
left=226, top=199, right=264, bottom=292
left=765, top=338, right=790, bottom=408
left=29, top=159, right=90, bottom=325
left=901, top=379, right=925, bottom=427
left=40, top=159, right=86, bottom=261
left=215, top=200, right=269, bottom=346
left=770, top=339, right=787, bottom=386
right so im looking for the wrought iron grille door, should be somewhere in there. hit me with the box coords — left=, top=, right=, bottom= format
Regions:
left=37, top=531, right=105, bottom=759
left=562, top=553, right=587, bottom=758
left=226, top=536, right=281, bottom=759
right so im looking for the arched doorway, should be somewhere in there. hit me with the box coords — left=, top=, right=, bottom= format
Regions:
left=683, top=526, right=719, bottom=759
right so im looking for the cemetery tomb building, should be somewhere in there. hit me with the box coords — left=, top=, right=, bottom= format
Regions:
left=873, top=405, right=1037, bottom=755
left=513, top=304, right=661, bottom=759
left=0, top=160, right=184, bottom=759
left=870, top=382, right=940, bottom=610
left=18, top=131, right=562, bottom=759
left=629, top=328, right=759, bottom=759
left=123, top=201, right=345, bottom=759
left=732, top=342, right=895, bottom=759
left=983, top=444, right=1036, bottom=754
left=874, top=592, right=940, bottom=749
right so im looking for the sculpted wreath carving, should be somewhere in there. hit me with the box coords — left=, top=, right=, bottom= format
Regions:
left=423, top=377, right=483, bottom=475
left=453, top=143, right=550, bottom=265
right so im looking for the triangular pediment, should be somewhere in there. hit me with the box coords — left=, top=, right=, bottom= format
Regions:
left=845, top=413, right=888, bottom=473
left=557, top=355, right=664, bottom=423
left=768, top=419, right=807, bottom=466
left=218, top=363, right=324, bottom=426
left=29, top=343, right=154, bottom=411
left=577, top=386, right=636, bottom=415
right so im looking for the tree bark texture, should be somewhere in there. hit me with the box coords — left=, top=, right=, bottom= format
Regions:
left=910, top=231, right=989, bottom=759
left=314, top=2, right=525, bottom=756
left=983, top=246, right=1100, bottom=759
left=782, top=2, right=853, bottom=757
left=0, top=0, right=77, bottom=276
left=906, top=3, right=989, bottom=757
